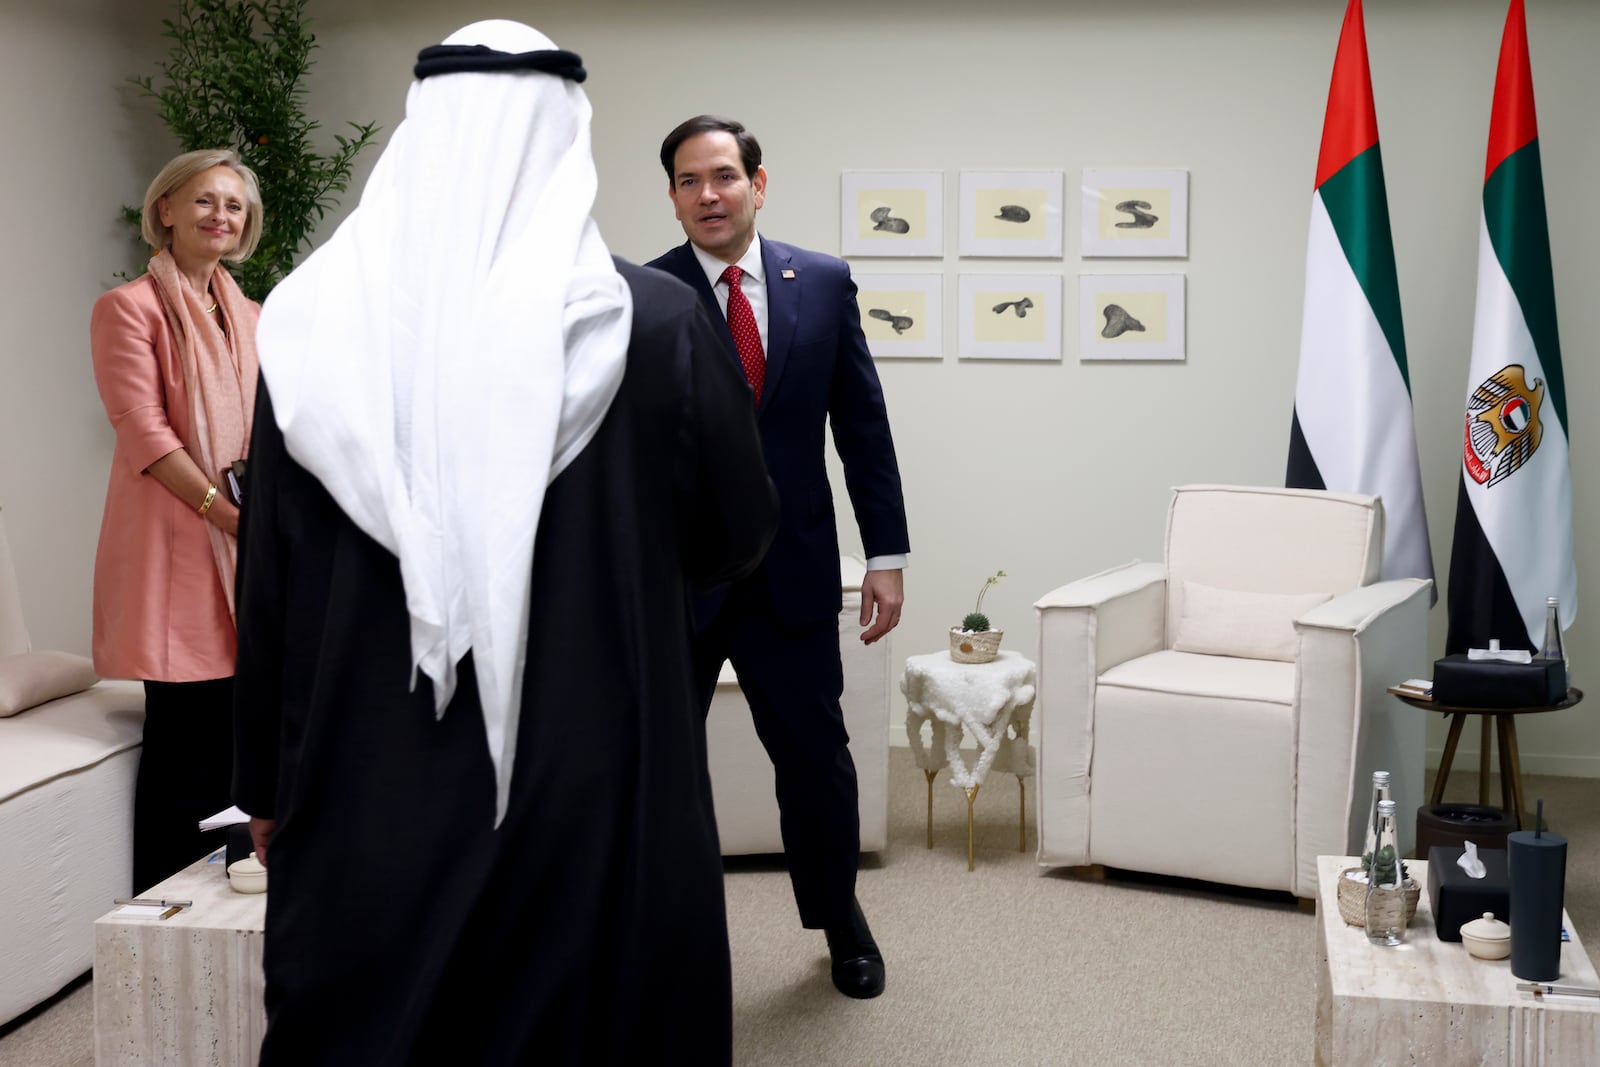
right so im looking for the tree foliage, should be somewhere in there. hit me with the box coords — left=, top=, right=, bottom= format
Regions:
left=122, top=0, right=379, bottom=300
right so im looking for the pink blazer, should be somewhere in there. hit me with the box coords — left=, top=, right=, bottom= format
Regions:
left=89, top=275, right=259, bottom=682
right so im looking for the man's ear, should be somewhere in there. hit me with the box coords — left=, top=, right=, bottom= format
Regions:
left=667, top=181, right=682, bottom=220
left=752, top=165, right=768, bottom=210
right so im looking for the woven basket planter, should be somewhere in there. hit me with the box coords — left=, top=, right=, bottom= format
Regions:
left=950, top=627, right=1003, bottom=664
left=1335, top=866, right=1420, bottom=928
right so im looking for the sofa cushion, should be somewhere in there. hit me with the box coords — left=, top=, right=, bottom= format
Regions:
left=0, top=681, right=144, bottom=802
left=1171, top=579, right=1330, bottom=662
left=0, top=651, right=101, bottom=718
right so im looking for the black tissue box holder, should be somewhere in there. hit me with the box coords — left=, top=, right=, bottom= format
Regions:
left=1427, top=845, right=1510, bottom=941
left=1432, top=654, right=1566, bottom=708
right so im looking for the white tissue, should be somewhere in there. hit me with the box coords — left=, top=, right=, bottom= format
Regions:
left=1468, top=639, right=1532, bottom=664
left=1458, top=840, right=1487, bottom=879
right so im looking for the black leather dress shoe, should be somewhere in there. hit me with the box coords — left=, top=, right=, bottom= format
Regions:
left=824, top=898, right=885, bottom=999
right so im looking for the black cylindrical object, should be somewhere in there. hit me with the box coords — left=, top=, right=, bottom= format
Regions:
left=1508, top=828, right=1567, bottom=981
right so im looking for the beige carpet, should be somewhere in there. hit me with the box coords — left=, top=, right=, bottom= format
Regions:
left=4, top=752, right=1597, bottom=1066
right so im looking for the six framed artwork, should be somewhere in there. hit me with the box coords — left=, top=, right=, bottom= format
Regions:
left=844, top=168, right=1188, bottom=364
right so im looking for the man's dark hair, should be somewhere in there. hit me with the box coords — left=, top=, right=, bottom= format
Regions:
left=659, top=115, right=763, bottom=182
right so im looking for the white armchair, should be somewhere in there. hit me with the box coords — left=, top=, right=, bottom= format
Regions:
left=706, top=556, right=890, bottom=855
left=1033, top=485, right=1432, bottom=899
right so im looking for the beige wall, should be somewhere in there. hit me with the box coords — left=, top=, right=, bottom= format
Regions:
left=4, top=1, right=1596, bottom=775
left=0, top=2, right=167, bottom=652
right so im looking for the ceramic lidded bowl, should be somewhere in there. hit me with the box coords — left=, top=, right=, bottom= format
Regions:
left=1460, top=912, right=1511, bottom=959
left=228, top=854, right=267, bottom=894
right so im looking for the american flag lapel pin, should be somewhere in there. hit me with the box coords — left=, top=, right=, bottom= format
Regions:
left=781, top=269, right=795, bottom=279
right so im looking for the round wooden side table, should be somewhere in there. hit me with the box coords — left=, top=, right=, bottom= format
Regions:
left=1394, top=687, right=1583, bottom=829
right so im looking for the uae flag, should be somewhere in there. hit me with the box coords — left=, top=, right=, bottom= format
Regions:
left=1446, top=0, right=1576, bottom=654
left=1287, top=0, right=1434, bottom=594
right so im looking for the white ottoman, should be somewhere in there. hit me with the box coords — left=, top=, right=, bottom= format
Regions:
left=705, top=557, right=890, bottom=855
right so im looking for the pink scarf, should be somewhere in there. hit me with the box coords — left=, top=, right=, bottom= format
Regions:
left=147, top=250, right=259, bottom=618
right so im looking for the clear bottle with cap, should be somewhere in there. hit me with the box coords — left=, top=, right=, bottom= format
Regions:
left=1365, top=799, right=1407, bottom=945
left=1361, top=770, right=1392, bottom=874
left=1538, top=597, right=1569, bottom=689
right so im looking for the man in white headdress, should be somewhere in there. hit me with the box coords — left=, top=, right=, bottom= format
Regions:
left=231, top=21, right=775, bottom=1064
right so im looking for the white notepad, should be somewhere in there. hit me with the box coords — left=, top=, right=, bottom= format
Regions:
left=199, top=805, right=249, bottom=831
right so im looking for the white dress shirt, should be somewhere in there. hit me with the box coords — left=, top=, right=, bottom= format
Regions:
left=690, top=236, right=770, bottom=355
left=688, top=233, right=907, bottom=574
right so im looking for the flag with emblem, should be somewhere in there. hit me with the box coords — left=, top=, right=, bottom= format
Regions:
left=1446, top=0, right=1576, bottom=653
left=1287, top=0, right=1434, bottom=595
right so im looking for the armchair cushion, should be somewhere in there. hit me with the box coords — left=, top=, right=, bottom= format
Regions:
left=1099, top=649, right=1295, bottom=706
left=1163, top=485, right=1380, bottom=649
left=0, top=651, right=100, bottom=718
left=1171, top=579, right=1331, bottom=662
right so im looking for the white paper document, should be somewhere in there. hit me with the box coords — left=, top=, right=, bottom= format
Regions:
left=199, top=805, right=250, bottom=831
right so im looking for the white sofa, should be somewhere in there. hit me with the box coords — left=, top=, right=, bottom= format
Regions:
left=706, top=556, right=890, bottom=855
left=0, top=509, right=144, bottom=1026
left=1033, top=486, right=1432, bottom=899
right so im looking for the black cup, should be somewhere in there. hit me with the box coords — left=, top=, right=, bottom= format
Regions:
left=1508, top=828, right=1567, bottom=981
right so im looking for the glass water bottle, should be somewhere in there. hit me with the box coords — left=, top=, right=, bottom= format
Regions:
left=1362, top=770, right=1392, bottom=873
left=1539, top=597, right=1569, bottom=689
left=1365, top=800, right=1408, bottom=946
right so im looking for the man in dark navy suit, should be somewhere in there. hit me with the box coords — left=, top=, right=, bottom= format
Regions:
left=648, top=115, right=909, bottom=1000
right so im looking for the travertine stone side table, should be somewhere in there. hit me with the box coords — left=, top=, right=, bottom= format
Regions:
left=95, top=853, right=266, bottom=1065
left=1315, top=855, right=1599, bottom=1065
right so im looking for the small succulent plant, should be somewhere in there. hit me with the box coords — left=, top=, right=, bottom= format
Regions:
left=957, top=570, right=1006, bottom=632
left=1362, top=846, right=1410, bottom=887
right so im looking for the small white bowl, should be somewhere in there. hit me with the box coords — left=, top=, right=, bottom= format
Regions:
left=1460, top=912, right=1511, bottom=960
left=227, top=854, right=267, bottom=894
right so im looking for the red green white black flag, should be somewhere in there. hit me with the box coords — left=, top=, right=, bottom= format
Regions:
left=1287, top=0, right=1434, bottom=596
left=1445, top=0, right=1576, bottom=654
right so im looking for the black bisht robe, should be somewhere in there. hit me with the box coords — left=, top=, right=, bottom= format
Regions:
left=232, top=260, right=777, bottom=1066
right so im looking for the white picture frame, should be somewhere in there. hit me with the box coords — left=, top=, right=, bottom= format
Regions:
left=854, top=273, right=944, bottom=360
left=1080, top=168, right=1189, bottom=258
left=1078, top=273, right=1186, bottom=362
left=957, top=274, right=1061, bottom=362
left=958, top=170, right=1064, bottom=258
left=840, top=170, right=944, bottom=258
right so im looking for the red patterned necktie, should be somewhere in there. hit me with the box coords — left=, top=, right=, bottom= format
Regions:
left=720, top=265, right=765, bottom=404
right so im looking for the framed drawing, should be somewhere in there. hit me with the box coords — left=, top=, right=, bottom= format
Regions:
left=840, top=171, right=944, bottom=257
left=1080, top=168, right=1188, bottom=257
left=855, top=273, right=943, bottom=359
left=958, top=170, right=1064, bottom=258
left=957, top=274, right=1061, bottom=361
left=1078, top=273, right=1185, bottom=361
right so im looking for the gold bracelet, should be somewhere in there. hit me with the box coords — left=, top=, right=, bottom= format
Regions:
left=198, top=485, right=218, bottom=515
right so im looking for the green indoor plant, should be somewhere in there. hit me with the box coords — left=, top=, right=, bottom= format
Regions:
left=119, top=0, right=380, bottom=301
left=951, top=570, right=1006, bottom=664
left=1362, top=845, right=1411, bottom=887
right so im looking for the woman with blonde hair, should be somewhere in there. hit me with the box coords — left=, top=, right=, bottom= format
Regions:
left=91, top=148, right=263, bottom=892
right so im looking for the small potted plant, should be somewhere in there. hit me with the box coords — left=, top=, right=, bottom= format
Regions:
left=950, top=570, right=1006, bottom=664
left=1336, top=845, right=1420, bottom=927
